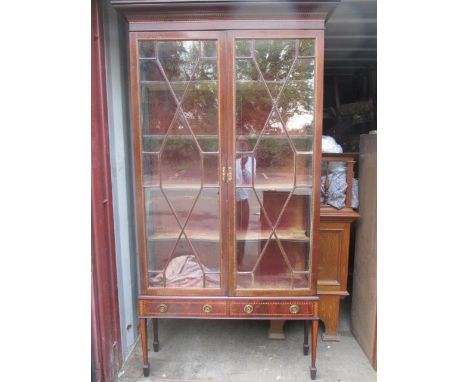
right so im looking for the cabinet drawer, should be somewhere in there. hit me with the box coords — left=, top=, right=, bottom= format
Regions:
left=230, top=301, right=315, bottom=318
left=140, top=299, right=227, bottom=317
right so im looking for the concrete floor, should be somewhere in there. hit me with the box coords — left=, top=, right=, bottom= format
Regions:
left=118, top=301, right=376, bottom=382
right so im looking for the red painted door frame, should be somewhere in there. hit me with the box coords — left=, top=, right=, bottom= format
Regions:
left=92, top=0, right=123, bottom=381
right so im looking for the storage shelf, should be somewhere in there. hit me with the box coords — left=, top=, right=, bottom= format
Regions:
left=144, top=184, right=220, bottom=189
left=237, top=186, right=312, bottom=193
left=148, top=231, right=220, bottom=241
left=148, top=229, right=309, bottom=242
left=143, top=184, right=311, bottom=192
left=237, top=230, right=309, bottom=242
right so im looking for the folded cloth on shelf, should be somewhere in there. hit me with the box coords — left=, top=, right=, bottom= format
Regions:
left=150, top=255, right=219, bottom=288
left=321, top=172, right=359, bottom=210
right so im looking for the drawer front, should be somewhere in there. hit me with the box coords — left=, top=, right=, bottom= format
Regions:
left=230, top=301, right=316, bottom=318
left=140, top=300, right=227, bottom=317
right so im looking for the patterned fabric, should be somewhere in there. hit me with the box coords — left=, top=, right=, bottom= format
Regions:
left=321, top=172, right=359, bottom=209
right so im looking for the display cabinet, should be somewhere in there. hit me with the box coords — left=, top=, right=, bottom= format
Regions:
left=112, top=1, right=339, bottom=379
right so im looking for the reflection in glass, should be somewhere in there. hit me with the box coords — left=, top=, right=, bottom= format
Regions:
left=143, top=153, right=159, bottom=186
left=299, top=39, right=315, bottom=57
left=203, top=153, right=219, bottom=186
left=235, top=59, right=271, bottom=137
left=235, top=38, right=315, bottom=289
left=182, top=63, right=218, bottom=136
left=185, top=189, right=221, bottom=271
left=254, top=39, right=295, bottom=99
left=236, top=137, right=256, bottom=269
left=139, top=41, right=156, bottom=58
left=141, top=83, right=177, bottom=137
left=139, top=39, right=220, bottom=289
left=160, top=115, right=202, bottom=188
left=158, top=41, right=200, bottom=83
left=202, top=41, right=217, bottom=58
left=235, top=40, right=253, bottom=57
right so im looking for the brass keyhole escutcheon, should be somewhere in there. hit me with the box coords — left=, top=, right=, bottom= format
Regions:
left=159, top=303, right=168, bottom=313
left=289, top=304, right=300, bottom=314
left=202, top=304, right=213, bottom=313
left=244, top=304, right=254, bottom=314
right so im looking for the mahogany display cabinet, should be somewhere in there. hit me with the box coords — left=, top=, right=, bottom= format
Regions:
left=112, top=1, right=340, bottom=379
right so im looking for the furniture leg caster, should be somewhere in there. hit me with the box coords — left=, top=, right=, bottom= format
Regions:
left=143, top=364, right=150, bottom=377
left=310, top=367, right=317, bottom=380
left=303, top=344, right=309, bottom=355
left=153, top=341, right=159, bottom=352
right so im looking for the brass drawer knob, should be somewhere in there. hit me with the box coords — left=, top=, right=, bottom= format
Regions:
left=159, top=303, right=168, bottom=313
left=289, top=304, right=300, bottom=314
left=202, top=304, right=213, bottom=313
left=244, top=304, right=254, bottom=314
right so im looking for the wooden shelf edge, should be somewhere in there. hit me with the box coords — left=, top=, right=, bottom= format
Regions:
left=317, top=290, right=349, bottom=296
left=148, top=230, right=310, bottom=242
left=319, top=206, right=360, bottom=222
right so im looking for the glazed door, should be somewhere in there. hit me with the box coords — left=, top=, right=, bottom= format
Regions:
left=228, top=31, right=323, bottom=296
left=130, top=31, right=229, bottom=295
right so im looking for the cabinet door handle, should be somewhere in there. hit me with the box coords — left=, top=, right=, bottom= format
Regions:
left=159, top=303, right=168, bottom=313
left=244, top=304, right=254, bottom=314
left=227, top=166, right=232, bottom=182
left=202, top=304, right=213, bottom=313
left=289, top=304, right=300, bottom=314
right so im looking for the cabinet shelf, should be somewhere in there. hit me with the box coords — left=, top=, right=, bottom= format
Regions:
left=143, top=184, right=311, bottom=191
left=144, top=184, right=219, bottom=189
left=147, top=229, right=309, bottom=242
left=142, top=135, right=312, bottom=140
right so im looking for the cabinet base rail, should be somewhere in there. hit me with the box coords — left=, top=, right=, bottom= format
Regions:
left=138, top=297, right=319, bottom=380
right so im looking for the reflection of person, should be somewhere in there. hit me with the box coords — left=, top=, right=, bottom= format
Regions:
left=236, top=136, right=256, bottom=270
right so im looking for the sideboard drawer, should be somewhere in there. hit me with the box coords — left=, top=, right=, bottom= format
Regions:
left=140, top=299, right=228, bottom=317
left=230, top=300, right=315, bottom=318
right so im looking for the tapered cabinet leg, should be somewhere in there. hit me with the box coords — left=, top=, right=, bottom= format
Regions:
left=140, top=318, right=150, bottom=377
left=152, top=318, right=159, bottom=352
left=310, top=319, right=318, bottom=380
left=303, top=320, right=310, bottom=355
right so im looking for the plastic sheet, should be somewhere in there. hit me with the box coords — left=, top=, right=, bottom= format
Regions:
left=321, top=172, right=359, bottom=209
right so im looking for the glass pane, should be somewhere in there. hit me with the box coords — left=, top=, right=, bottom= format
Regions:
left=181, top=60, right=218, bottom=136
left=139, top=39, right=221, bottom=290
left=203, top=153, right=219, bottom=186
left=202, top=41, right=217, bottom=58
left=235, top=40, right=253, bottom=57
left=143, top=153, right=159, bottom=186
left=140, top=83, right=177, bottom=137
left=160, top=114, right=202, bottom=188
left=185, top=189, right=221, bottom=271
left=277, top=57, right=315, bottom=151
left=139, top=41, right=156, bottom=58
left=235, top=59, right=271, bottom=137
left=158, top=40, right=200, bottom=91
left=254, top=39, right=295, bottom=100
left=296, top=153, right=313, bottom=187
left=299, top=39, right=315, bottom=57
left=235, top=38, right=315, bottom=290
